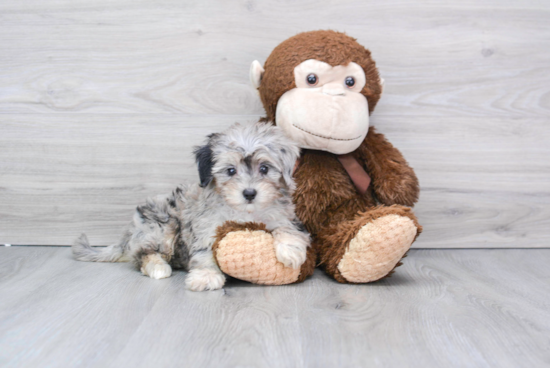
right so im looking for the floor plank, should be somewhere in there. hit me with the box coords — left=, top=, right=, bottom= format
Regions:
left=0, top=247, right=549, bottom=368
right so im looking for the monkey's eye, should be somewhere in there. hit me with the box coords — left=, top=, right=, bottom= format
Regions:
left=259, top=165, right=269, bottom=174
left=227, top=168, right=237, bottom=176
left=345, top=76, right=355, bottom=88
left=306, top=73, right=318, bottom=86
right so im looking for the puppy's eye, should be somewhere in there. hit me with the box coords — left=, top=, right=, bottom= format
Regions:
left=259, top=165, right=269, bottom=174
left=227, top=168, right=237, bottom=176
left=306, top=73, right=318, bottom=86
left=345, top=76, right=355, bottom=88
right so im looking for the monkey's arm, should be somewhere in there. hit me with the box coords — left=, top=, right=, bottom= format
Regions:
left=212, top=221, right=315, bottom=285
left=356, top=127, right=419, bottom=207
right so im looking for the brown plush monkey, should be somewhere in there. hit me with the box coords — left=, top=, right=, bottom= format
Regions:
left=213, top=30, right=422, bottom=284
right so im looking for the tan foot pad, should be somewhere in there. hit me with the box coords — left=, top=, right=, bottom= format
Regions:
left=338, top=214, right=417, bottom=283
left=215, top=230, right=300, bottom=285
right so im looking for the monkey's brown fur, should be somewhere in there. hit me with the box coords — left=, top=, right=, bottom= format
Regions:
left=216, top=30, right=421, bottom=284
left=259, top=30, right=382, bottom=119
left=294, top=128, right=421, bottom=282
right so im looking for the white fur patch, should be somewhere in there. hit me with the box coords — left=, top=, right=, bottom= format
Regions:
left=140, top=253, right=172, bottom=280
left=273, top=230, right=308, bottom=269
left=185, top=268, right=226, bottom=291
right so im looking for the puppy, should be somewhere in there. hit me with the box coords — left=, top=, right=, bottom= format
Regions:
left=72, top=122, right=310, bottom=291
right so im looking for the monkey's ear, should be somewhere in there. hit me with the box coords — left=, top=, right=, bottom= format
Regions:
left=193, top=143, right=214, bottom=187
left=249, top=60, right=265, bottom=89
left=379, top=77, right=385, bottom=94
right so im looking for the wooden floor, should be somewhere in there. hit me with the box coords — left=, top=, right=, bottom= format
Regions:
left=1, top=247, right=549, bottom=368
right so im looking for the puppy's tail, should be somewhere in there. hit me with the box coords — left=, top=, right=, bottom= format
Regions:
left=72, top=233, right=129, bottom=262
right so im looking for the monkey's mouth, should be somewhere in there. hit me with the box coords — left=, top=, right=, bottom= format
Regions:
left=292, top=124, right=362, bottom=141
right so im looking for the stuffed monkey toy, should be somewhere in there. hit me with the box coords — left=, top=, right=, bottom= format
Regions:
left=212, top=30, right=422, bottom=284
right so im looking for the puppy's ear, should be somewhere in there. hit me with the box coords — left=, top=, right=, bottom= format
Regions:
left=193, top=138, right=215, bottom=187
left=278, top=143, right=300, bottom=190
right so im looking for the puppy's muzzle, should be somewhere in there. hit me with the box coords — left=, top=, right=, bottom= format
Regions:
left=243, top=188, right=257, bottom=202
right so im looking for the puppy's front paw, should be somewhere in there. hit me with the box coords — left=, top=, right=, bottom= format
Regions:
left=274, top=235, right=307, bottom=269
left=185, top=268, right=226, bottom=292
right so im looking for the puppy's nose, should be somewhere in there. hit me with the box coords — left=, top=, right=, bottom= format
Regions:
left=243, top=188, right=257, bottom=201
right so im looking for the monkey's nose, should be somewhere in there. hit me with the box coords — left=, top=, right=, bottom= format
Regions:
left=322, top=83, right=345, bottom=96
left=243, top=188, right=257, bottom=201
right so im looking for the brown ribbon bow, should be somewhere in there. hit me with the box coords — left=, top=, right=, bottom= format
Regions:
left=293, top=153, right=371, bottom=195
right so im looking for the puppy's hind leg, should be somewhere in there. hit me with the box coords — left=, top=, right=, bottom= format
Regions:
left=131, top=197, right=180, bottom=280
left=139, top=252, right=172, bottom=280
left=133, top=232, right=175, bottom=280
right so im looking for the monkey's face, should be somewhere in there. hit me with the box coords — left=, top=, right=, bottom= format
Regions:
left=250, top=30, right=383, bottom=155
left=275, top=59, right=369, bottom=154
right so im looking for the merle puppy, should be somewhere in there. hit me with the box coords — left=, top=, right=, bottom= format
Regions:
left=72, top=122, right=310, bottom=291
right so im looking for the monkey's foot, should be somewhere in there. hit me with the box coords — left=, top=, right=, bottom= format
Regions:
left=337, top=214, right=418, bottom=283
left=212, top=222, right=315, bottom=285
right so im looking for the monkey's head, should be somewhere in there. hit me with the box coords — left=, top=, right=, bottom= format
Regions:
left=250, top=30, right=383, bottom=155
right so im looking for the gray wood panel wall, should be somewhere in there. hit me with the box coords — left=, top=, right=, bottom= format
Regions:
left=1, top=0, right=549, bottom=247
